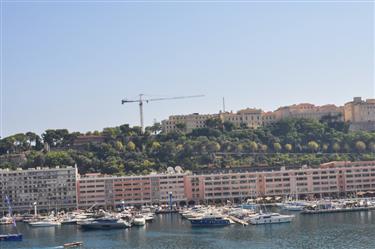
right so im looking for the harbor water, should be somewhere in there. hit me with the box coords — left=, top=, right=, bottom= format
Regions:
left=1, top=211, right=375, bottom=249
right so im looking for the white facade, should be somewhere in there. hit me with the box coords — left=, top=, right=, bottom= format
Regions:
left=0, top=166, right=78, bottom=212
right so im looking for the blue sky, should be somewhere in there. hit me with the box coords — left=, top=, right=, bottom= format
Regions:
left=1, top=1, right=374, bottom=137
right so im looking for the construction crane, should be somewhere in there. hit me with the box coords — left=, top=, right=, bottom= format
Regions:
left=121, top=94, right=205, bottom=132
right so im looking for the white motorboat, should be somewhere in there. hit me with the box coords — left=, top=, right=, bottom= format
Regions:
left=0, top=216, right=13, bottom=225
left=29, top=219, right=61, bottom=227
left=143, top=213, right=155, bottom=222
left=133, top=215, right=146, bottom=226
left=248, top=212, right=294, bottom=225
left=79, top=217, right=131, bottom=229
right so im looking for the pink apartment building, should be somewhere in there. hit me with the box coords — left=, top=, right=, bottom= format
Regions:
left=78, top=172, right=188, bottom=209
left=78, top=161, right=375, bottom=209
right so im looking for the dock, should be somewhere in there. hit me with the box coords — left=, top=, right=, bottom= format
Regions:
left=301, top=206, right=375, bottom=214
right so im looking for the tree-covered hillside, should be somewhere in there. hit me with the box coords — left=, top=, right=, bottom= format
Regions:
left=1, top=117, right=375, bottom=175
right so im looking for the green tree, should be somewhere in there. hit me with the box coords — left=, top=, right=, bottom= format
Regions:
left=259, top=144, right=268, bottom=153
left=332, top=142, right=341, bottom=153
left=284, top=144, right=293, bottom=152
left=249, top=141, right=258, bottom=152
left=204, top=118, right=222, bottom=129
left=369, top=142, right=375, bottom=152
left=175, top=123, right=187, bottom=133
left=45, top=151, right=75, bottom=166
left=223, top=121, right=235, bottom=132
left=273, top=142, right=282, bottom=152
left=114, top=141, right=124, bottom=151
left=355, top=141, right=366, bottom=152
left=307, top=141, right=319, bottom=152
left=126, top=141, right=136, bottom=151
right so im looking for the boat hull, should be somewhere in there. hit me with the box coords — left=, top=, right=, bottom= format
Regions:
left=133, top=220, right=146, bottom=226
left=190, top=219, right=231, bottom=227
left=0, top=234, right=23, bottom=241
left=249, top=216, right=294, bottom=225
left=80, top=222, right=129, bottom=230
left=29, top=222, right=60, bottom=227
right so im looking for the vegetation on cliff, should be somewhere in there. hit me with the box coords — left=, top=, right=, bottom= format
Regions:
left=1, top=117, right=375, bottom=175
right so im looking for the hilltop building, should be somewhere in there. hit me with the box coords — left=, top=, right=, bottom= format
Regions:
left=161, top=97, right=375, bottom=133
left=344, top=97, right=375, bottom=131
left=273, top=103, right=344, bottom=121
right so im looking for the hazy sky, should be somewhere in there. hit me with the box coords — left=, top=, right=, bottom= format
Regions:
left=1, top=1, right=374, bottom=137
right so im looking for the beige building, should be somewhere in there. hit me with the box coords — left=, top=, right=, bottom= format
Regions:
left=161, top=97, right=375, bottom=133
left=344, top=97, right=375, bottom=131
left=161, top=113, right=219, bottom=133
left=274, top=103, right=344, bottom=121
left=221, top=108, right=263, bottom=129
left=162, top=108, right=277, bottom=133
left=344, top=97, right=375, bottom=122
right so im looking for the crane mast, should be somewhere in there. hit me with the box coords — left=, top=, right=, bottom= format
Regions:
left=121, top=94, right=204, bottom=133
left=139, top=94, right=144, bottom=132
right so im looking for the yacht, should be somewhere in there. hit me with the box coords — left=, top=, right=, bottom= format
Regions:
left=0, top=216, right=13, bottom=225
left=133, top=214, right=146, bottom=226
left=61, top=217, right=78, bottom=225
left=143, top=213, right=155, bottom=222
left=189, top=213, right=231, bottom=227
left=78, top=217, right=131, bottom=230
left=248, top=212, right=294, bottom=225
left=29, top=219, right=61, bottom=227
left=282, top=203, right=305, bottom=211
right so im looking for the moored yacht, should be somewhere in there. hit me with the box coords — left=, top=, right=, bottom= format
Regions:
left=133, top=214, right=146, bottom=226
left=29, top=219, right=61, bottom=227
left=248, top=212, right=294, bottom=225
left=0, top=216, right=13, bottom=225
left=78, top=217, right=131, bottom=229
left=189, top=213, right=231, bottom=227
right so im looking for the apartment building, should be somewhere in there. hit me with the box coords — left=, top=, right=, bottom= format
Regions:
left=77, top=173, right=115, bottom=209
left=77, top=161, right=375, bottom=207
left=3, top=161, right=373, bottom=212
left=0, top=166, right=78, bottom=212
left=186, top=161, right=375, bottom=203
left=77, top=171, right=189, bottom=209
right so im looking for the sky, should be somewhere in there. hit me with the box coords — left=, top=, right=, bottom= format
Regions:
left=1, top=1, right=374, bottom=137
